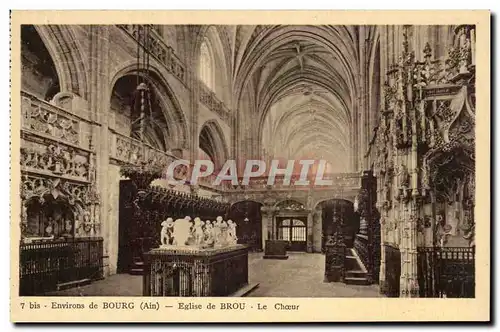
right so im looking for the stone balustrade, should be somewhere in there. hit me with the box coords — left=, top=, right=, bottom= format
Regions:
left=226, top=173, right=361, bottom=192
left=117, top=24, right=186, bottom=85
left=108, top=129, right=177, bottom=167
left=198, top=80, right=232, bottom=123
left=21, top=91, right=94, bottom=151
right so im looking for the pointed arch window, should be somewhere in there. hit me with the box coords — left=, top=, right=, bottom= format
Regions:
left=199, top=40, right=214, bottom=90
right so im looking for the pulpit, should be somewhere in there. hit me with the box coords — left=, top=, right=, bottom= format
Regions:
left=143, top=244, right=254, bottom=296
left=263, top=240, right=289, bottom=259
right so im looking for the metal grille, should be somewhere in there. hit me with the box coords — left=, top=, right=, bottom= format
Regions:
left=19, top=237, right=103, bottom=295
left=417, top=246, right=475, bottom=298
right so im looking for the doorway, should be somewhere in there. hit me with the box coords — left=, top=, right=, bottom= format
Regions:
left=276, top=217, right=307, bottom=251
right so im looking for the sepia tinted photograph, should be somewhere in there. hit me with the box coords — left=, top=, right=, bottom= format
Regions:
left=14, top=16, right=483, bottom=311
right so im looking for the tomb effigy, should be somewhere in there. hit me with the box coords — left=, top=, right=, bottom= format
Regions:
left=143, top=216, right=255, bottom=297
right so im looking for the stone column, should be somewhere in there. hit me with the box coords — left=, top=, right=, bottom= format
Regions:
left=306, top=210, right=313, bottom=253
left=399, top=198, right=420, bottom=298
left=260, top=205, right=275, bottom=251
left=89, top=26, right=112, bottom=276
left=378, top=206, right=389, bottom=294
left=312, top=208, right=323, bottom=252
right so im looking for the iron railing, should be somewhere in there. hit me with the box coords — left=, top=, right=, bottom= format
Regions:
left=19, top=237, right=103, bottom=296
left=383, top=244, right=401, bottom=297
left=417, top=246, right=475, bottom=298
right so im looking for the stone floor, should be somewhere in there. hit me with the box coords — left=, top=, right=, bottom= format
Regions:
left=49, top=252, right=382, bottom=297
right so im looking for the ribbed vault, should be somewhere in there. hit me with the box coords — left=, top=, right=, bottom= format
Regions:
left=230, top=25, right=359, bottom=172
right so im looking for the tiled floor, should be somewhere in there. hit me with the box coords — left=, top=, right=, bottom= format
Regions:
left=49, top=252, right=382, bottom=297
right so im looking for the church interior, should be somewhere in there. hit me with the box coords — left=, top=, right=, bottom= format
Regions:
left=19, top=24, right=475, bottom=298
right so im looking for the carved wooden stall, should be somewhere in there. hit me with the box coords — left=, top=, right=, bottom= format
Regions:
left=118, top=161, right=231, bottom=274
left=353, top=170, right=380, bottom=284
left=374, top=25, right=476, bottom=297
left=323, top=214, right=345, bottom=282
left=19, top=92, right=103, bottom=295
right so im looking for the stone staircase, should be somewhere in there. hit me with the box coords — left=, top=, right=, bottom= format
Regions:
left=129, top=257, right=145, bottom=275
left=344, top=248, right=370, bottom=285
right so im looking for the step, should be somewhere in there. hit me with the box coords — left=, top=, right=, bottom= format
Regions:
left=57, top=278, right=92, bottom=291
left=129, top=268, right=144, bottom=275
left=344, top=276, right=371, bottom=286
left=228, top=283, right=260, bottom=297
left=345, top=270, right=367, bottom=278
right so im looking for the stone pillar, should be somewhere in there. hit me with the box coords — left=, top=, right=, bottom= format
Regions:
left=260, top=205, right=275, bottom=251
left=378, top=208, right=388, bottom=294
left=399, top=198, right=420, bottom=298
left=306, top=210, right=313, bottom=253
left=312, top=208, right=323, bottom=253
left=89, top=26, right=112, bottom=276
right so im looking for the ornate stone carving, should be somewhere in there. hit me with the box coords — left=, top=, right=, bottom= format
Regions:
left=117, top=25, right=186, bottom=84
left=20, top=174, right=100, bottom=239
left=22, top=93, right=81, bottom=146
left=199, top=81, right=232, bottom=123
left=21, top=144, right=90, bottom=181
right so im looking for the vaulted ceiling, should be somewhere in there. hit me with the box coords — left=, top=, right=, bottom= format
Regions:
left=195, top=25, right=363, bottom=172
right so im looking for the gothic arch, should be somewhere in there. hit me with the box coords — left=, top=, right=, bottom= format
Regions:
left=274, top=199, right=307, bottom=210
left=194, top=25, right=232, bottom=107
left=110, top=63, right=189, bottom=150
left=34, top=25, right=89, bottom=98
left=198, top=119, right=229, bottom=170
left=312, top=197, right=355, bottom=211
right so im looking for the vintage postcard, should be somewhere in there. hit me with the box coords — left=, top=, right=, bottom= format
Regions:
left=10, top=10, right=490, bottom=323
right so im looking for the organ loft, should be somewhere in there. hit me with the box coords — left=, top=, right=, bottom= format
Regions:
left=18, top=24, right=475, bottom=298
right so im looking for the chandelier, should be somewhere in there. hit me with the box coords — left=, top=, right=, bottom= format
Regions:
left=120, top=25, right=164, bottom=190
left=130, top=25, right=153, bottom=142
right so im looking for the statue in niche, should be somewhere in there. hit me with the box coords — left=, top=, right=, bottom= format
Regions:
left=160, top=218, right=174, bottom=246
left=44, top=217, right=55, bottom=237
left=434, top=213, right=450, bottom=247
left=172, top=216, right=192, bottom=246
left=192, top=217, right=205, bottom=246
left=227, top=219, right=238, bottom=245
left=398, top=163, right=410, bottom=188
left=62, top=219, right=73, bottom=237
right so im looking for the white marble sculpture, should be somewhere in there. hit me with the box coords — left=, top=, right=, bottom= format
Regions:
left=193, top=217, right=204, bottom=246
left=213, top=216, right=222, bottom=245
left=227, top=219, right=238, bottom=245
left=160, top=218, right=174, bottom=246
left=158, top=214, right=240, bottom=249
left=219, top=219, right=228, bottom=246
left=172, top=216, right=193, bottom=246
left=204, top=220, right=213, bottom=245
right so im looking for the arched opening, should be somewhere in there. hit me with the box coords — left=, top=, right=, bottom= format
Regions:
left=25, top=196, right=76, bottom=240
left=199, top=40, right=214, bottom=90
left=228, top=201, right=263, bottom=251
left=110, top=70, right=187, bottom=152
left=198, top=120, right=228, bottom=171
left=21, top=25, right=60, bottom=101
left=274, top=199, right=308, bottom=251
left=316, top=199, right=358, bottom=251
